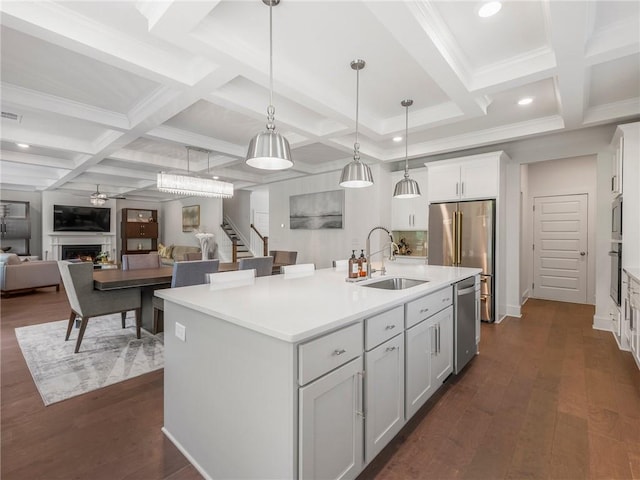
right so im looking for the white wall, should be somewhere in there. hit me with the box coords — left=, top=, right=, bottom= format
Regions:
left=522, top=155, right=598, bottom=304
left=161, top=197, right=223, bottom=248
left=267, top=164, right=392, bottom=269
left=504, top=160, right=521, bottom=317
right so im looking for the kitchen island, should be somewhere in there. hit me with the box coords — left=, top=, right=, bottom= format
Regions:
left=157, top=263, right=481, bottom=480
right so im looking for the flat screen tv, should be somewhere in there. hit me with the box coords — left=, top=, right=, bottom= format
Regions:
left=53, top=205, right=111, bottom=232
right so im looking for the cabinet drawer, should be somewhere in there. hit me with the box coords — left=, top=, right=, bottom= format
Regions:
left=405, top=287, right=453, bottom=328
left=365, top=306, right=404, bottom=351
left=298, top=323, right=363, bottom=385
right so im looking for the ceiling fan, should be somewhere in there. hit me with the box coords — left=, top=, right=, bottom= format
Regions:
left=88, top=184, right=126, bottom=205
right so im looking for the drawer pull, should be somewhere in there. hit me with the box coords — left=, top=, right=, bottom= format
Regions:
left=384, top=325, right=396, bottom=330
left=385, top=346, right=397, bottom=352
left=332, top=349, right=346, bottom=356
left=442, top=297, right=450, bottom=303
left=420, top=308, right=429, bottom=313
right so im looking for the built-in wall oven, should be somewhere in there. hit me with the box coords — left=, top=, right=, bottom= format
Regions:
left=610, top=242, right=622, bottom=306
left=612, top=196, right=623, bottom=241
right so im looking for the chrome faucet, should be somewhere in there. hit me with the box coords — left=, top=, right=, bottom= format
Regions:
left=365, top=226, right=399, bottom=278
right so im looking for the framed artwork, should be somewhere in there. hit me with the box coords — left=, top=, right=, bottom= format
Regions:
left=290, top=190, right=344, bottom=230
left=182, top=205, right=200, bottom=232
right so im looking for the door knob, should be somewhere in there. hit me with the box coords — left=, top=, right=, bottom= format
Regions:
left=580, top=251, right=586, bottom=256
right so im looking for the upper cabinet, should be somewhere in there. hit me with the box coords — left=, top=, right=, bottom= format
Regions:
left=391, top=168, right=428, bottom=230
left=611, top=135, right=624, bottom=196
left=426, top=153, right=501, bottom=203
left=617, top=122, right=640, bottom=270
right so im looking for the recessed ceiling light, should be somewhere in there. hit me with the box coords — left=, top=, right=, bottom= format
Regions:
left=478, top=1, right=502, bottom=17
left=212, top=176, right=219, bottom=180
left=518, top=97, right=534, bottom=106
left=393, top=136, right=403, bottom=142
left=16, top=143, right=30, bottom=148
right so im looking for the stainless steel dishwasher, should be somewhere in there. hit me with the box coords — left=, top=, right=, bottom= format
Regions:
left=454, top=276, right=477, bottom=374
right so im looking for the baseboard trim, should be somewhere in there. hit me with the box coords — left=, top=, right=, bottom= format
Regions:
left=162, top=427, right=212, bottom=480
left=506, top=304, right=522, bottom=318
left=521, top=289, right=530, bottom=305
left=592, top=315, right=611, bottom=332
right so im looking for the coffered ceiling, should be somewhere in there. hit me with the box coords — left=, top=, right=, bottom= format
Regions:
left=1, top=0, right=639, bottom=201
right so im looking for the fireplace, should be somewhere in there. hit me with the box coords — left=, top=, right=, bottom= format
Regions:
left=61, top=244, right=102, bottom=263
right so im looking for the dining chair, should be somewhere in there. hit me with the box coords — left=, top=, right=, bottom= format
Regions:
left=270, top=250, right=298, bottom=275
left=281, top=263, right=315, bottom=275
left=58, top=261, right=141, bottom=353
left=238, top=256, right=274, bottom=277
left=152, top=260, right=220, bottom=333
left=206, top=269, right=256, bottom=285
left=332, top=259, right=348, bottom=270
left=121, top=253, right=162, bottom=270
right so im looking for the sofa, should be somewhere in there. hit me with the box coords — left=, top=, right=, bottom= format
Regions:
left=157, top=243, right=218, bottom=266
left=0, top=253, right=61, bottom=295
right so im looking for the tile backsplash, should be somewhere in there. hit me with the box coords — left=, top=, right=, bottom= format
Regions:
left=392, top=230, right=428, bottom=257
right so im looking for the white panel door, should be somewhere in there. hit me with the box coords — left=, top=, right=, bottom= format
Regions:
left=299, top=357, right=363, bottom=480
left=364, top=334, right=404, bottom=464
left=532, top=194, right=588, bottom=303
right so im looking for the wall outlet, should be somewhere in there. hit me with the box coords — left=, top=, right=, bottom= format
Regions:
left=175, top=322, right=186, bottom=342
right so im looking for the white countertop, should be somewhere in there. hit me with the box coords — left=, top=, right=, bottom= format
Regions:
left=624, top=267, right=640, bottom=283
left=157, top=264, right=480, bottom=343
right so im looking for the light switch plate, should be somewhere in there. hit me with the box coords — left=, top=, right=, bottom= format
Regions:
left=175, top=322, right=186, bottom=341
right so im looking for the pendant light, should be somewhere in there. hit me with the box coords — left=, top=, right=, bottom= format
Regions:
left=340, top=59, right=374, bottom=188
left=393, top=99, right=421, bottom=198
left=245, top=0, right=293, bottom=170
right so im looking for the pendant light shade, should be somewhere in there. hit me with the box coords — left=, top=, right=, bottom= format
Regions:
left=245, top=0, right=293, bottom=171
left=340, top=59, right=374, bottom=188
left=393, top=99, right=421, bottom=199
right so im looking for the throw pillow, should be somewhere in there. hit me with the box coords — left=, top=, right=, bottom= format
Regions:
left=0, top=253, right=21, bottom=265
left=158, top=243, right=173, bottom=259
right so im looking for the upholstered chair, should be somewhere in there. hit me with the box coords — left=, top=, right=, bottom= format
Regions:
left=269, top=250, right=298, bottom=275
left=121, top=253, right=162, bottom=270
left=238, top=256, right=274, bottom=277
left=281, top=263, right=315, bottom=275
left=152, top=260, right=220, bottom=333
left=58, top=261, right=141, bottom=353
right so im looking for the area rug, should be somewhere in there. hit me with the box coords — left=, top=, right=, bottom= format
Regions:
left=15, top=313, right=164, bottom=406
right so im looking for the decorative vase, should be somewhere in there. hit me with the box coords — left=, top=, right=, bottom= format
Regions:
left=195, top=232, right=215, bottom=260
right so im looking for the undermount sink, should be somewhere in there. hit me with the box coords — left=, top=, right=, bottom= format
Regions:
left=360, top=277, right=428, bottom=290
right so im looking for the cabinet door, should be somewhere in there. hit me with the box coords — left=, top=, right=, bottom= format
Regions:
left=427, top=164, right=460, bottom=203
left=410, top=169, right=429, bottom=229
left=460, top=158, right=498, bottom=200
left=405, top=319, right=434, bottom=419
left=364, top=334, right=404, bottom=464
left=299, top=357, right=363, bottom=480
left=431, top=306, right=453, bottom=383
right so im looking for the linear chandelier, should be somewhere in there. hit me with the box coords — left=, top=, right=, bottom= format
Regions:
left=157, top=147, right=234, bottom=199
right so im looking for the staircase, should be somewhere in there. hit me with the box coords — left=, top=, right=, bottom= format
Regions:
left=221, top=221, right=253, bottom=262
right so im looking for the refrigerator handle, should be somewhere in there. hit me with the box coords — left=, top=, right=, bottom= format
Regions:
left=451, top=211, right=458, bottom=265
left=456, top=210, right=463, bottom=266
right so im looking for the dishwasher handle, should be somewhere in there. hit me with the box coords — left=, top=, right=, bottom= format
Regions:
left=457, top=286, right=476, bottom=296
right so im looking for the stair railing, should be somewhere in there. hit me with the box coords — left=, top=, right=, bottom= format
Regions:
left=250, top=224, right=269, bottom=257
left=220, top=223, right=239, bottom=263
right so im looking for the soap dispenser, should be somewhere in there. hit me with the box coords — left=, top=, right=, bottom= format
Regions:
left=348, top=250, right=359, bottom=279
left=359, top=250, right=367, bottom=277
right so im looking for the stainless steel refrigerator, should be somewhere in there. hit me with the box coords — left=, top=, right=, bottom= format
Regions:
left=428, top=199, right=495, bottom=322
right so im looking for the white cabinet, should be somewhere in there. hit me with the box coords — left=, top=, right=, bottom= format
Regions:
left=299, top=357, right=364, bottom=480
left=627, top=273, right=640, bottom=367
left=364, top=333, right=404, bottom=464
left=431, top=306, right=454, bottom=383
left=391, top=169, right=428, bottom=230
left=426, top=153, right=501, bottom=203
left=611, top=135, right=623, bottom=196
left=404, top=288, right=454, bottom=419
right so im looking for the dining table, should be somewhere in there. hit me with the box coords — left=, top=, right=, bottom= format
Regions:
left=93, top=266, right=174, bottom=333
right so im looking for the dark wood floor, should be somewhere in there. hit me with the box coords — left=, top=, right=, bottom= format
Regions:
left=2, top=289, right=639, bottom=479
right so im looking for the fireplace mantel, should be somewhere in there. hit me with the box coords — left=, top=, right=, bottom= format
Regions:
left=47, top=232, right=116, bottom=261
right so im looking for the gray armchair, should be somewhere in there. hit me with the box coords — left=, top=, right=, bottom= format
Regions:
left=152, top=260, right=220, bottom=333
left=58, top=261, right=141, bottom=353
left=122, top=253, right=162, bottom=270
left=238, top=256, right=274, bottom=277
